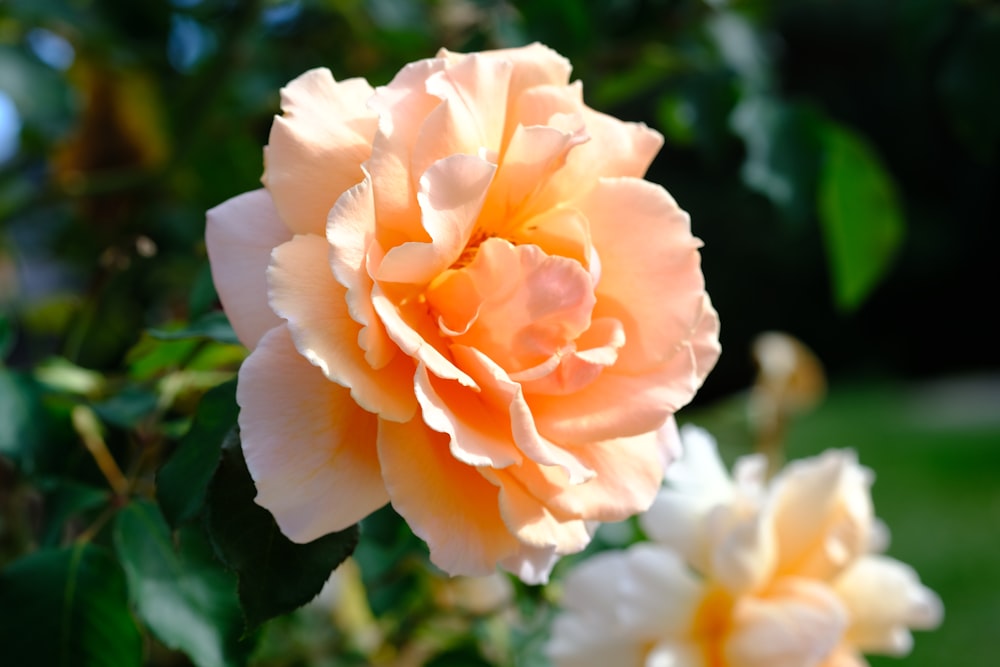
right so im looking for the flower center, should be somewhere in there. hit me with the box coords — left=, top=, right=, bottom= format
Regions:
left=691, top=585, right=735, bottom=667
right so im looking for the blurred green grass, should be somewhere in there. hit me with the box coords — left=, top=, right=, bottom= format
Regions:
left=686, top=375, right=1000, bottom=667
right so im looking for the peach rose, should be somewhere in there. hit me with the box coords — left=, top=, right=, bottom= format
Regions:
left=205, top=44, right=720, bottom=583
left=548, top=426, right=942, bottom=666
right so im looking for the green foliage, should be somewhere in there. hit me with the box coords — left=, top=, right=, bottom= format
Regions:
left=0, top=366, right=40, bottom=471
left=818, top=124, right=905, bottom=311
left=113, top=500, right=256, bottom=667
left=205, top=430, right=359, bottom=630
left=0, top=544, right=142, bottom=667
left=157, top=378, right=238, bottom=526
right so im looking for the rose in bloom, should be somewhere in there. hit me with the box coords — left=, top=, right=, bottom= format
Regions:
left=548, top=425, right=942, bottom=666
left=206, top=44, right=720, bottom=583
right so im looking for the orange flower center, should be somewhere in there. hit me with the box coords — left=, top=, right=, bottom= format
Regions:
left=691, top=586, right=735, bottom=667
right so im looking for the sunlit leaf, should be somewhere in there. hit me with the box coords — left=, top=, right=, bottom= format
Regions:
left=818, top=124, right=905, bottom=310
left=0, top=544, right=142, bottom=667
left=206, top=430, right=359, bottom=630
left=113, top=499, right=255, bottom=667
left=157, top=378, right=237, bottom=526
left=149, top=310, right=240, bottom=345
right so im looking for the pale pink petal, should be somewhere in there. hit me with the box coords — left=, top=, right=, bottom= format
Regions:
left=511, top=83, right=584, bottom=132
left=263, top=69, right=378, bottom=235
left=326, top=174, right=396, bottom=369
left=410, top=53, right=513, bottom=178
left=206, top=188, right=290, bottom=350
left=485, top=467, right=592, bottom=555
left=479, top=122, right=588, bottom=235
left=769, top=450, right=874, bottom=581
left=372, top=283, right=476, bottom=387
left=515, top=422, right=673, bottom=523
left=725, top=578, right=848, bottom=667
left=413, top=363, right=523, bottom=469
left=267, top=234, right=417, bottom=422
left=506, top=205, right=592, bottom=268
left=530, top=351, right=706, bottom=446
left=442, top=43, right=572, bottom=136
left=237, top=325, right=387, bottom=541
left=834, top=555, right=942, bottom=656
left=377, top=418, right=519, bottom=577
left=513, top=317, right=624, bottom=397
left=452, top=344, right=595, bottom=484
left=500, top=544, right=561, bottom=585
left=536, top=105, right=663, bottom=210
left=367, top=57, right=447, bottom=243
left=376, top=154, right=496, bottom=285
left=579, top=177, right=713, bottom=374
left=436, top=239, right=596, bottom=374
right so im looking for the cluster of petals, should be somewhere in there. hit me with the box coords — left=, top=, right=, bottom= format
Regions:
left=206, top=44, right=720, bottom=582
left=548, top=425, right=942, bottom=666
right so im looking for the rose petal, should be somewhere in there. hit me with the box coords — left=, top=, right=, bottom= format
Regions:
left=410, top=53, right=513, bottom=179
left=479, top=122, right=588, bottom=235
left=263, top=69, right=378, bottom=235
left=725, top=578, right=848, bottom=667
left=441, top=43, right=572, bottom=144
left=439, top=239, right=596, bottom=373
left=377, top=417, right=519, bottom=577
left=268, top=234, right=417, bottom=422
left=541, top=106, right=663, bottom=209
left=549, top=546, right=702, bottom=665
left=513, top=317, right=624, bottom=397
left=579, top=177, right=712, bottom=374
left=414, top=362, right=523, bottom=469
left=531, top=353, right=704, bottom=445
left=237, top=325, right=387, bottom=541
left=485, top=467, right=592, bottom=555
left=367, top=57, right=448, bottom=243
left=834, top=555, right=943, bottom=656
left=376, top=153, right=496, bottom=285
left=769, top=450, right=874, bottom=580
left=327, top=173, right=396, bottom=369
left=206, top=188, right=290, bottom=350
left=515, top=421, right=674, bottom=523
left=372, top=283, right=476, bottom=387
left=452, top=345, right=595, bottom=484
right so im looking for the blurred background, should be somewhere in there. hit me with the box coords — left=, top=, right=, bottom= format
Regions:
left=1, top=1, right=997, bottom=666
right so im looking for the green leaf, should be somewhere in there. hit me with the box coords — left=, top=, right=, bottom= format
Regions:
left=37, top=480, right=110, bottom=548
left=0, top=367, right=41, bottom=473
left=818, top=124, right=905, bottom=310
left=149, top=311, right=240, bottom=345
left=0, top=311, right=13, bottom=360
left=92, top=385, right=159, bottom=429
left=157, top=378, right=238, bottom=526
left=0, top=544, right=142, bottom=667
left=113, top=499, right=255, bottom=667
left=206, top=431, right=359, bottom=630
